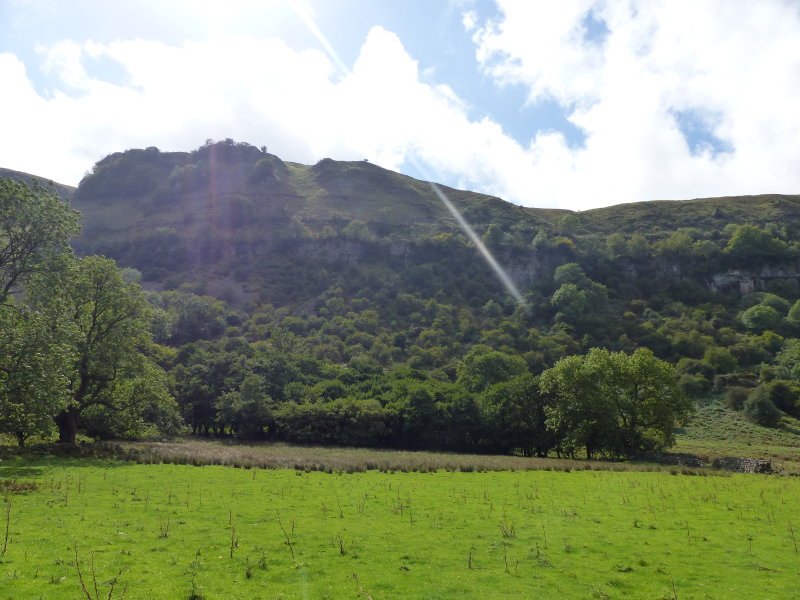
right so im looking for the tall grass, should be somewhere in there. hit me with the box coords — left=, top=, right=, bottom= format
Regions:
left=118, top=439, right=714, bottom=475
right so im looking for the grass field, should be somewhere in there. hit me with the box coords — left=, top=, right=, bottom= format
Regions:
left=2, top=453, right=799, bottom=600
left=674, top=402, right=800, bottom=468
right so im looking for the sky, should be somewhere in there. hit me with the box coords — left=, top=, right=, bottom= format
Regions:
left=1, top=0, right=800, bottom=210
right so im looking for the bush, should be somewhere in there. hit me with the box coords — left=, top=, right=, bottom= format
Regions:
left=723, top=386, right=750, bottom=411
left=743, top=387, right=782, bottom=427
left=703, top=347, right=737, bottom=374
left=678, top=373, right=711, bottom=398
left=765, top=380, right=800, bottom=415
left=742, top=305, right=782, bottom=333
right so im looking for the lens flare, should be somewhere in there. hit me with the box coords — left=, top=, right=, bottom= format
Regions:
left=427, top=178, right=526, bottom=306
left=290, top=4, right=526, bottom=307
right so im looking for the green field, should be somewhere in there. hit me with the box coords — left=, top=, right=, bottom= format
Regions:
left=2, top=455, right=799, bottom=599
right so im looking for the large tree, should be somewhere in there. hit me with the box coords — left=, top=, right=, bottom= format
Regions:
left=541, top=348, right=691, bottom=458
left=0, top=177, right=80, bottom=301
left=539, top=353, right=616, bottom=458
left=0, top=177, right=80, bottom=444
left=0, top=305, right=74, bottom=445
left=34, top=255, right=176, bottom=443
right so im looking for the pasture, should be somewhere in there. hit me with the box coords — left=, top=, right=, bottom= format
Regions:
left=0, top=453, right=798, bottom=599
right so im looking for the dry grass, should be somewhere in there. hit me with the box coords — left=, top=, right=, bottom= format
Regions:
left=118, top=438, right=708, bottom=475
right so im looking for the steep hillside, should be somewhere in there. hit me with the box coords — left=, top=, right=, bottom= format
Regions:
left=0, top=167, right=76, bottom=200
left=7, top=139, right=800, bottom=457
left=57, top=140, right=800, bottom=308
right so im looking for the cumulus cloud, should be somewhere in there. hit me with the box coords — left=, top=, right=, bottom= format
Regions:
left=1, top=1, right=800, bottom=211
left=0, top=27, right=534, bottom=203
left=471, top=0, right=800, bottom=207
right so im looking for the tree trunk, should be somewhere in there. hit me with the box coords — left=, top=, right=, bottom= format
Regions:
left=56, top=407, right=80, bottom=444
left=16, top=431, right=26, bottom=447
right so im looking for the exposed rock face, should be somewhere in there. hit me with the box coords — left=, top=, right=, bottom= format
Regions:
left=712, top=457, right=773, bottom=474
left=709, top=265, right=800, bottom=294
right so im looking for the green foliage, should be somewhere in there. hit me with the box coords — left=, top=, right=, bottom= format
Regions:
left=741, top=304, right=782, bottom=333
left=455, top=345, right=527, bottom=393
left=35, top=256, right=177, bottom=443
left=541, top=348, right=690, bottom=458
left=789, top=299, right=800, bottom=322
left=343, top=220, right=373, bottom=241
left=765, top=379, right=800, bottom=415
left=725, top=224, right=788, bottom=261
left=774, top=338, right=800, bottom=380
left=18, top=142, right=800, bottom=453
left=703, top=346, right=737, bottom=374
left=0, top=176, right=81, bottom=301
left=723, top=386, right=750, bottom=411
left=0, top=304, right=75, bottom=445
left=743, top=386, right=782, bottom=427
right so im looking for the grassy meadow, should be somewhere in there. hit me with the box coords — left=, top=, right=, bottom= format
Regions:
left=1, top=451, right=800, bottom=599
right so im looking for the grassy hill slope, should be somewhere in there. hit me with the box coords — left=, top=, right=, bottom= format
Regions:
left=0, top=166, right=76, bottom=200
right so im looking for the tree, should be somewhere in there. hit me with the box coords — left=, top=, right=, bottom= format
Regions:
left=342, top=220, right=373, bottom=242
left=0, top=177, right=81, bottom=301
left=592, top=348, right=691, bottom=455
left=541, top=348, right=691, bottom=458
left=215, top=372, right=272, bottom=439
left=774, top=338, right=800, bottom=380
left=765, top=380, right=800, bottom=415
left=456, top=344, right=527, bottom=393
left=539, top=353, right=615, bottom=458
left=606, top=233, right=626, bottom=259
left=725, top=225, right=787, bottom=262
left=704, top=346, right=737, bottom=374
left=743, top=386, right=781, bottom=427
left=0, top=177, right=81, bottom=445
left=627, top=234, right=650, bottom=259
left=742, top=305, right=782, bottom=333
left=554, top=263, right=590, bottom=287
left=35, top=256, right=175, bottom=443
left=480, top=373, right=556, bottom=456
left=482, top=223, right=504, bottom=247
left=0, top=305, right=74, bottom=445
left=551, top=284, right=586, bottom=320
left=163, top=292, right=226, bottom=345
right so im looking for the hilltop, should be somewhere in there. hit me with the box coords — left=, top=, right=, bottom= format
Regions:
left=0, top=166, right=76, bottom=200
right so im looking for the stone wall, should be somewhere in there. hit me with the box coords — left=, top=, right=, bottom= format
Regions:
left=712, top=457, right=773, bottom=474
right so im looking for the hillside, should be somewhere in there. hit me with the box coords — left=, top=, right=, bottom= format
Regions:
left=0, top=166, right=76, bottom=200
left=6, top=139, right=800, bottom=458
left=42, top=139, right=799, bottom=309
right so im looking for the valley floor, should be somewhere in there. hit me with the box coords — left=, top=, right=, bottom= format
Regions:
left=1, top=452, right=798, bottom=599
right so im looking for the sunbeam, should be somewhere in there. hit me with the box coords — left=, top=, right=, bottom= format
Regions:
left=288, top=4, right=527, bottom=307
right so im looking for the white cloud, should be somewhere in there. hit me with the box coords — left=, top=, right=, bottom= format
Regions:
left=462, top=10, right=478, bottom=31
left=2, top=2, right=800, bottom=211
left=471, top=0, right=800, bottom=207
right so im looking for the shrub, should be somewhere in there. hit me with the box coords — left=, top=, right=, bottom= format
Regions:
left=765, top=380, right=800, bottom=415
left=743, top=387, right=782, bottom=427
left=678, top=373, right=711, bottom=398
left=723, top=386, right=750, bottom=411
left=742, top=305, right=782, bottom=333
left=703, top=347, right=737, bottom=374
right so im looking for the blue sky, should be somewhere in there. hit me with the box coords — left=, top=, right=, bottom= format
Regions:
left=2, top=0, right=800, bottom=209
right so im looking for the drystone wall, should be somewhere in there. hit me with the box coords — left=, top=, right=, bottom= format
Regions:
left=712, top=457, right=773, bottom=474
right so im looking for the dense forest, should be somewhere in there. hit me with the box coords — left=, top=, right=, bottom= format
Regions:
left=4, top=139, right=800, bottom=459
